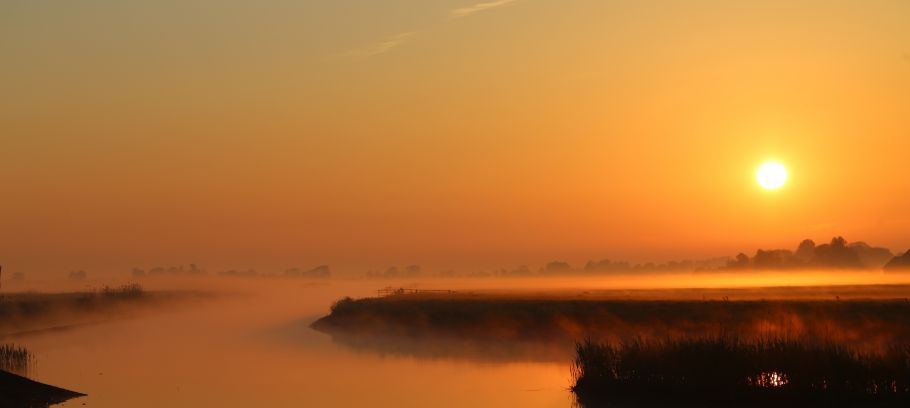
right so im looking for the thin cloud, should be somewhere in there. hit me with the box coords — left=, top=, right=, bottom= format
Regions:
left=333, top=0, right=521, bottom=60
left=336, top=32, right=414, bottom=59
left=451, top=0, right=519, bottom=17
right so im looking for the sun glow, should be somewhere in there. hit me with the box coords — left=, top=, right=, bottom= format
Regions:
left=757, top=161, right=788, bottom=190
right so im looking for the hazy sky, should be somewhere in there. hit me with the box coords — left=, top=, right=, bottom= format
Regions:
left=2, top=1, right=909, bottom=275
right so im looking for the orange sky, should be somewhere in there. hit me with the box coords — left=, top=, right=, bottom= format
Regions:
left=1, top=1, right=909, bottom=276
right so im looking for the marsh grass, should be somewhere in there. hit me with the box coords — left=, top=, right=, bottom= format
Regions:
left=0, top=344, right=34, bottom=376
left=317, top=295, right=910, bottom=404
left=72, top=283, right=145, bottom=305
left=572, top=336, right=910, bottom=406
left=99, top=283, right=144, bottom=299
left=0, top=283, right=160, bottom=338
left=314, top=296, right=910, bottom=349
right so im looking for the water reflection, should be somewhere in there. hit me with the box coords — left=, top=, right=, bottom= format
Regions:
left=315, top=329, right=575, bottom=363
left=17, top=280, right=575, bottom=408
left=748, top=371, right=789, bottom=388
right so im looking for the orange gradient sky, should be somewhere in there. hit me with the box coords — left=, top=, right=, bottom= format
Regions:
left=2, top=1, right=909, bottom=275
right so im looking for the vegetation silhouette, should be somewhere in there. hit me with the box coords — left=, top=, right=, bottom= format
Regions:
left=572, top=336, right=910, bottom=407
left=410, top=236, right=895, bottom=278
left=0, top=344, right=33, bottom=375
left=885, top=250, right=910, bottom=271
left=0, top=344, right=84, bottom=407
left=0, top=283, right=213, bottom=337
left=0, top=367, right=85, bottom=407
left=284, top=265, right=331, bottom=278
left=725, top=237, right=894, bottom=270
left=313, top=288, right=910, bottom=364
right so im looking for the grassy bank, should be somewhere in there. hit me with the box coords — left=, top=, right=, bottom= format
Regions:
left=0, top=284, right=213, bottom=337
left=572, top=337, right=910, bottom=407
left=313, top=294, right=910, bottom=353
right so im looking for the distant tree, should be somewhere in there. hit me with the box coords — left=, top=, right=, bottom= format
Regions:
left=730, top=253, right=750, bottom=268
left=795, top=239, right=816, bottom=262
left=545, top=261, right=572, bottom=273
left=500, top=265, right=531, bottom=276
left=848, top=242, right=894, bottom=268
left=752, top=249, right=794, bottom=269
left=438, top=269, right=456, bottom=277
left=813, top=237, right=862, bottom=268
left=404, top=265, right=421, bottom=277
left=384, top=266, right=399, bottom=278
left=884, top=250, right=910, bottom=271
left=68, top=270, right=87, bottom=280
left=585, top=259, right=611, bottom=272
left=302, top=265, right=331, bottom=278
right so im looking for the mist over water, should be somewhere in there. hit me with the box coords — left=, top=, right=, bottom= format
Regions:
left=12, top=278, right=572, bottom=407
left=6, top=271, right=910, bottom=407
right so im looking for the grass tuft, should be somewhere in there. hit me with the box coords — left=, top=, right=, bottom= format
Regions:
left=0, top=344, right=34, bottom=376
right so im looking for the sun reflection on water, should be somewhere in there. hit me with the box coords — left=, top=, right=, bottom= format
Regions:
left=749, top=371, right=790, bottom=388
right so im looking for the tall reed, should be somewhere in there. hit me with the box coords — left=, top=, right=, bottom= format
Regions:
left=572, top=336, right=910, bottom=406
left=0, top=343, right=35, bottom=375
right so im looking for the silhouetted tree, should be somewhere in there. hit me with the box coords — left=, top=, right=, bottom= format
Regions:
left=884, top=250, right=910, bottom=271
left=813, top=236, right=862, bottom=268
left=727, top=253, right=750, bottom=269
left=68, top=270, right=87, bottom=280
left=848, top=242, right=894, bottom=268
left=544, top=261, right=572, bottom=274
left=404, top=265, right=421, bottom=277
left=795, top=239, right=816, bottom=262
left=302, top=265, right=331, bottom=278
left=384, top=266, right=399, bottom=278
left=752, top=249, right=794, bottom=269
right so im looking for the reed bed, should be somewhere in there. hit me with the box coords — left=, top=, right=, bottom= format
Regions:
left=572, top=336, right=910, bottom=406
left=99, top=283, right=144, bottom=299
left=0, top=344, right=34, bottom=376
left=315, top=296, right=910, bottom=350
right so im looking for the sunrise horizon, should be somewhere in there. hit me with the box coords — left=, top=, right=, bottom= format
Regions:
left=2, top=1, right=909, bottom=407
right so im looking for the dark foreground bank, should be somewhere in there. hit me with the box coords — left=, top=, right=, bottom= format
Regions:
left=0, top=369, right=85, bottom=408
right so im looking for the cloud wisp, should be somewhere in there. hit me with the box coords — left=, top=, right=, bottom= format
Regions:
left=336, top=32, right=414, bottom=59
left=451, top=0, right=519, bottom=18
left=333, top=1, right=522, bottom=60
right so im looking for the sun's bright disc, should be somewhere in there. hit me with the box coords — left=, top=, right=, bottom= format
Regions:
left=757, top=161, right=787, bottom=190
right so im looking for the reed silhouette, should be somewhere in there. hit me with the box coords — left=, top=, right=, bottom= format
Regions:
left=314, top=292, right=910, bottom=355
left=572, top=336, right=910, bottom=407
left=0, top=344, right=33, bottom=376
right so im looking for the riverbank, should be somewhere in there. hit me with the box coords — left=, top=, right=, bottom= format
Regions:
left=0, top=284, right=215, bottom=338
left=0, top=369, right=85, bottom=407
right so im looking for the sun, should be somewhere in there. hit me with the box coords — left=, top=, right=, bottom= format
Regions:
left=756, top=161, right=787, bottom=190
